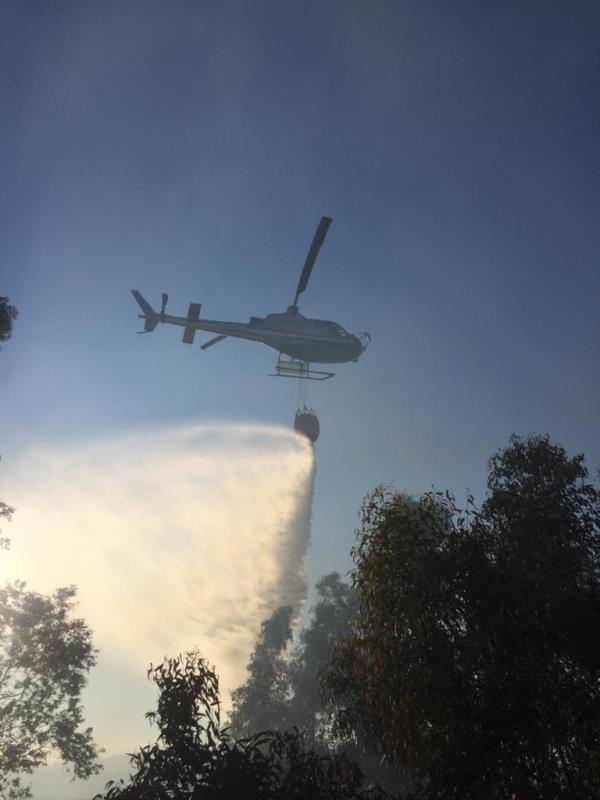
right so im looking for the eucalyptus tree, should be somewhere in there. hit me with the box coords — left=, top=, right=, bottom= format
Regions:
left=0, top=583, right=100, bottom=799
left=96, top=651, right=391, bottom=800
left=323, top=435, right=600, bottom=800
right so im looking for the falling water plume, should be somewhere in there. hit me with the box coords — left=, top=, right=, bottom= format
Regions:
left=3, top=421, right=316, bottom=700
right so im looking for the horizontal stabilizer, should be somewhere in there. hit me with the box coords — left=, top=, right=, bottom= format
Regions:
left=201, top=335, right=228, bottom=350
left=182, top=302, right=201, bottom=344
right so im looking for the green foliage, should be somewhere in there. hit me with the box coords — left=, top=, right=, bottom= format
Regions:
left=287, top=573, right=358, bottom=745
left=322, top=434, right=600, bottom=799
left=0, top=582, right=100, bottom=799
left=0, top=298, right=18, bottom=344
left=229, top=576, right=407, bottom=793
left=96, top=651, right=391, bottom=800
left=229, top=605, right=295, bottom=738
left=1, top=293, right=99, bottom=795
left=229, top=572, right=356, bottom=749
left=0, top=500, right=13, bottom=551
left=229, top=575, right=358, bottom=745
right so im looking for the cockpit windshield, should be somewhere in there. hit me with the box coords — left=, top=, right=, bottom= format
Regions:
left=323, top=321, right=348, bottom=337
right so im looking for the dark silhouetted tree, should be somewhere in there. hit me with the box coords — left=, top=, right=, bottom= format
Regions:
left=229, top=605, right=294, bottom=738
left=228, top=576, right=407, bottom=793
left=0, top=298, right=18, bottom=344
left=0, top=582, right=100, bottom=799
left=96, top=651, right=391, bottom=800
left=229, top=575, right=357, bottom=743
left=286, top=573, right=357, bottom=745
left=322, top=434, right=600, bottom=799
left=0, top=499, right=13, bottom=552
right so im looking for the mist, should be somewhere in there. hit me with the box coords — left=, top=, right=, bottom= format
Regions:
left=3, top=421, right=315, bottom=697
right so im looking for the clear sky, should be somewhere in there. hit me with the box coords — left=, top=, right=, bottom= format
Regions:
left=1, top=0, right=600, bottom=764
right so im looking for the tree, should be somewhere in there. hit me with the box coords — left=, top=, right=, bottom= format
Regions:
left=286, top=573, right=358, bottom=745
left=0, top=582, right=101, bottom=799
left=96, top=651, right=391, bottom=800
left=228, top=576, right=407, bottom=793
left=0, top=499, right=13, bottom=552
left=1, top=301, right=99, bottom=797
left=322, top=434, right=600, bottom=799
left=229, top=605, right=295, bottom=738
left=229, top=574, right=357, bottom=743
left=0, top=298, right=18, bottom=344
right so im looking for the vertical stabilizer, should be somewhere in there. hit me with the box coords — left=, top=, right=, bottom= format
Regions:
left=131, top=290, right=160, bottom=332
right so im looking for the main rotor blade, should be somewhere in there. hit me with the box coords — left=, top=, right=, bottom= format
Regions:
left=293, top=216, right=332, bottom=306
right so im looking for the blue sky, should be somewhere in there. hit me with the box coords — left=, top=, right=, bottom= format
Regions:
left=2, top=0, right=600, bottom=708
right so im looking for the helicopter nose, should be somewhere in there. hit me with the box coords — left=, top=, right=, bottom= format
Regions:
left=358, top=332, right=371, bottom=351
left=350, top=332, right=370, bottom=361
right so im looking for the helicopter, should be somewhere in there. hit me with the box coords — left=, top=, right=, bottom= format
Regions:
left=131, top=216, right=370, bottom=380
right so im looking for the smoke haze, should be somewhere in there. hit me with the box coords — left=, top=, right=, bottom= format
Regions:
left=3, top=422, right=315, bottom=700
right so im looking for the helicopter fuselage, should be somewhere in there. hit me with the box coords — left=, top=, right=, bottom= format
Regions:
left=143, top=307, right=368, bottom=364
left=252, top=311, right=367, bottom=363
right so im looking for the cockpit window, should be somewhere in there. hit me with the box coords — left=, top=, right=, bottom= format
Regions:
left=324, top=321, right=347, bottom=336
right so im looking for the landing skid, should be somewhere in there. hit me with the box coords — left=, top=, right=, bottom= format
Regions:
left=271, top=354, right=335, bottom=381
